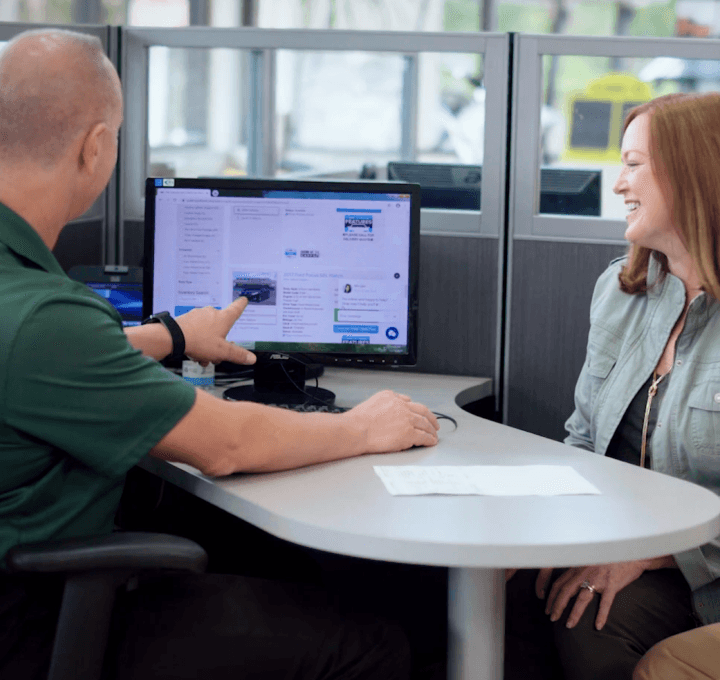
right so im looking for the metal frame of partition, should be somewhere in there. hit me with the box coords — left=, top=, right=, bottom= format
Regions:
left=510, top=33, right=720, bottom=243
left=0, top=22, right=115, bottom=261
left=119, top=28, right=510, bottom=254
left=106, top=25, right=121, bottom=264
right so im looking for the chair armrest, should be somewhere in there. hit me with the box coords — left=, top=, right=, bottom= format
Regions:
left=6, top=532, right=208, bottom=574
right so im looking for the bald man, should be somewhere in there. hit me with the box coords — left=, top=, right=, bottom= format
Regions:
left=0, top=29, right=438, bottom=680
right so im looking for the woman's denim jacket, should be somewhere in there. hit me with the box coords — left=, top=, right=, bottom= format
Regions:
left=564, top=255, right=720, bottom=625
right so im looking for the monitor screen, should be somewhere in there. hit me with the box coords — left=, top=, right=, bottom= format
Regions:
left=144, top=177, right=421, bottom=404
left=87, top=282, right=143, bottom=326
left=68, top=265, right=144, bottom=327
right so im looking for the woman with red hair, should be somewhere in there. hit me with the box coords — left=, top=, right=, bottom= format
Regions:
left=505, top=92, right=720, bottom=680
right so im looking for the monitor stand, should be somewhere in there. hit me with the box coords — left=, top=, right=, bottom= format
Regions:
left=222, top=360, right=335, bottom=406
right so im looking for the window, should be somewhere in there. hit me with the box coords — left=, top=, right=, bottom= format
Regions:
left=148, top=46, right=246, bottom=178
left=539, top=53, right=720, bottom=220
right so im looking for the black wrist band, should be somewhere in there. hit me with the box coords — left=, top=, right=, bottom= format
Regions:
left=142, top=311, right=186, bottom=361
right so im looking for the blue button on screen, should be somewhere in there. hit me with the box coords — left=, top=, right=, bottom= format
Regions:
left=333, top=324, right=378, bottom=334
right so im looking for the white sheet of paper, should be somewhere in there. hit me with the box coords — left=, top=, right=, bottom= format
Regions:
left=373, top=465, right=601, bottom=496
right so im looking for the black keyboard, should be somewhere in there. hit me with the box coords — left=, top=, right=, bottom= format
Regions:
left=272, top=402, right=348, bottom=414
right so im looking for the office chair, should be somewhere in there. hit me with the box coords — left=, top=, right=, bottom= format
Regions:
left=6, top=531, right=208, bottom=680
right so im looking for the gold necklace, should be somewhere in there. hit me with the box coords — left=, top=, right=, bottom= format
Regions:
left=640, top=370, right=668, bottom=469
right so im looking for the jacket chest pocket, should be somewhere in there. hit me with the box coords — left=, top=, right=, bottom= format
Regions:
left=688, top=382, right=720, bottom=459
left=587, top=352, right=616, bottom=380
left=584, top=350, right=617, bottom=414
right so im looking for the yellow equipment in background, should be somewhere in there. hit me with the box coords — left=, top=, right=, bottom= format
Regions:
left=563, top=73, right=653, bottom=163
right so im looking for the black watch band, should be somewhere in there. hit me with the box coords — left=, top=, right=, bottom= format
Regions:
left=142, top=311, right=186, bottom=361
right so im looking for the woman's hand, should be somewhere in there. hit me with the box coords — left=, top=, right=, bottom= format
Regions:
left=542, top=559, right=670, bottom=631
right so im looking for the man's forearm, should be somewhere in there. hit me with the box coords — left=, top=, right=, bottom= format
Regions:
left=150, top=390, right=368, bottom=476
left=226, top=401, right=367, bottom=474
left=124, top=324, right=172, bottom=360
left=149, top=388, right=439, bottom=477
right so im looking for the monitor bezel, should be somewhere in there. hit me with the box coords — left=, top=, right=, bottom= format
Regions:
left=143, top=176, right=421, bottom=367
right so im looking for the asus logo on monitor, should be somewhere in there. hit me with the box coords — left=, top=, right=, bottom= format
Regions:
left=269, top=353, right=290, bottom=361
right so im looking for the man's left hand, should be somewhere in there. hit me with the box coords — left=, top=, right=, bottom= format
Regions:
left=176, top=297, right=257, bottom=366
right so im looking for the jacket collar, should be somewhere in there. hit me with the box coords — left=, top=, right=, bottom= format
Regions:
left=646, top=251, right=666, bottom=295
left=0, top=202, right=66, bottom=277
left=647, top=250, right=720, bottom=323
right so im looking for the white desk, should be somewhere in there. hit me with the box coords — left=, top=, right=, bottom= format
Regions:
left=140, top=368, right=720, bottom=680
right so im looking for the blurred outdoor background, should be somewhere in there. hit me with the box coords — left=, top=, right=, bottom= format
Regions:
left=5, top=0, right=720, bottom=220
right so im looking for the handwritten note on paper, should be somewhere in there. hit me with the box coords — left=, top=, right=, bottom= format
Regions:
left=373, top=466, right=601, bottom=497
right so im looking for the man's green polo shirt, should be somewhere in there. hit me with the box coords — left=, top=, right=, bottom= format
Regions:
left=0, top=203, right=196, bottom=566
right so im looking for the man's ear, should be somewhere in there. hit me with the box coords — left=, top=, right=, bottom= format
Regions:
left=78, top=122, right=108, bottom=176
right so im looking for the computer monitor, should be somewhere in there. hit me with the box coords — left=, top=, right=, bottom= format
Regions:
left=387, top=162, right=481, bottom=210
left=143, top=177, right=421, bottom=405
left=539, top=167, right=601, bottom=217
left=387, top=162, right=601, bottom=217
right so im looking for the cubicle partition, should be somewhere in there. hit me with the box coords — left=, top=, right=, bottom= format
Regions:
left=9, top=21, right=720, bottom=436
left=119, top=28, right=510, bottom=404
left=504, top=34, right=720, bottom=440
left=0, top=23, right=118, bottom=270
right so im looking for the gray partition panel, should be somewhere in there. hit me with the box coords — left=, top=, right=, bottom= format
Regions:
left=413, top=235, right=498, bottom=380
left=53, top=221, right=105, bottom=273
left=505, top=240, right=625, bottom=441
left=123, top=220, right=145, bottom=268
